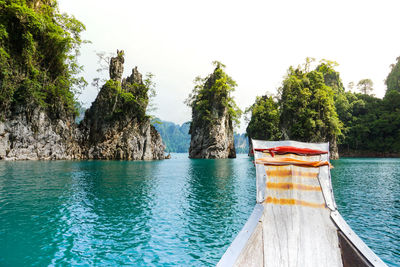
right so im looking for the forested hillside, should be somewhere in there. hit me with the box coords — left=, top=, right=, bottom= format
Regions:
left=0, top=0, right=86, bottom=119
left=246, top=58, right=400, bottom=157
left=246, top=59, right=341, bottom=158
left=234, top=133, right=249, bottom=154
left=152, top=119, right=191, bottom=153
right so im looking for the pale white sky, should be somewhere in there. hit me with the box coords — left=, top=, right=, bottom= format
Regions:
left=59, top=0, right=400, bottom=133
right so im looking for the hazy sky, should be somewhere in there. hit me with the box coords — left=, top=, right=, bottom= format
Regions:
left=59, top=0, right=400, bottom=132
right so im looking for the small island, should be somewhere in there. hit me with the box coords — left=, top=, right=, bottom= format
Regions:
left=79, top=50, right=165, bottom=160
left=186, top=62, right=241, bottom=159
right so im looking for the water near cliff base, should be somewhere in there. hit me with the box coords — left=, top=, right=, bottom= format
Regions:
left=0, top=155, right=398, bottom=266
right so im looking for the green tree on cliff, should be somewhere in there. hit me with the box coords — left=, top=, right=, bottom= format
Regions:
left=357, top=79, right=374, bottom=95
left=185, top=61, right=242, bottom=127
left=246, top=58, right=342, bottom=157
left=0, top=0, right=87, bottom=119
left=279, top=60, right=342, bottom=144
left=245, top=95, right=281, bottom=141
left=385, top=56, right=400, bottom=96
left=316, top=59, right=344, bottom=95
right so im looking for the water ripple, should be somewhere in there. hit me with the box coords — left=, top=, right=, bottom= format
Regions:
left=331, top=158, right=400, bottom=267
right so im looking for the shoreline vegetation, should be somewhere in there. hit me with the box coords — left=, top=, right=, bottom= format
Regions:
left=0, top=1, right=399, bottom=160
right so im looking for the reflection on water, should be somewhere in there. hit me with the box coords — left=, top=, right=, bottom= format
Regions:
left=0, top=156, right=398, bottom=266
left=182, top=158, right=255, bottom=266
left=49, top=161, right=159, bottom=266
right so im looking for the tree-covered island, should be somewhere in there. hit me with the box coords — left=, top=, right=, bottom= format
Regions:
left=186, top=61, right=242, bottom=158
left=246, top=58, right=400, bottom=158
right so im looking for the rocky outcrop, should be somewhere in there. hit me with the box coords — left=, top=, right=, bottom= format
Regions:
left=189, top=69, right=236, bottom=159
left=79, top=116, right=165, bottom=160
left=0, top=105, right=82, bottom=160
left=109, top=49, right=124, bottom=81
left=189, top=114, right=235, bottom=159
left=79, top=51, right=165, bottom=160
left=0, top=50, right=165, bottom=160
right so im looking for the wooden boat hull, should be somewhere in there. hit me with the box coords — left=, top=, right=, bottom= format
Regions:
left=217, top=140, right=387, bottom=267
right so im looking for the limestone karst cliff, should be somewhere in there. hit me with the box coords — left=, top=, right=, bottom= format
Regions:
left=79, top=50, right=165, bottom=160
left=187, top=62, right=241, bottom=159
left=0, top=50, right=165, bottom=160
left=0, top=104, right=82, bottom=160
left=189, top=109, right=236, bottom=158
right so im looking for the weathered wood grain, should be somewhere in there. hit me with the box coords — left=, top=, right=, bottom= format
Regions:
left=234, top=223, right=264, bottom=267
left=262, top=164, right=342, bottom=267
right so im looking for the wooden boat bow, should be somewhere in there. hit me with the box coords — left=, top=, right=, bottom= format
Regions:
left=217, top=140, right=387, bottom=267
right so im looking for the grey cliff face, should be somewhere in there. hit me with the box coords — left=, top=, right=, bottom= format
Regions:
left=0, top=105, right=82, bottom=160
left=189, top=73, right=236, bottom=159
left=0, top=50, right=165, bottom=160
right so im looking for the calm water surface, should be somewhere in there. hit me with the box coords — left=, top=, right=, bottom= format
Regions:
left=0, top=155, right=398, bottom=266
left=331, top=158, right=400, bottom=267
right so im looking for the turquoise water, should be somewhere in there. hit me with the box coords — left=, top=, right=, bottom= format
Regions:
left=331, top=158, right=400, bottom=267
left=0, top=155, right=398, bottom=266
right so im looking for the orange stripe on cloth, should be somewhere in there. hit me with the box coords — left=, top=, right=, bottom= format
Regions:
left=266, top=182, right=322, bottom=191
left=266, top=169, right=319, bottom=179
left=265, top=197, right=326, bottom=208
left=256, top=157, right=333, bottom=168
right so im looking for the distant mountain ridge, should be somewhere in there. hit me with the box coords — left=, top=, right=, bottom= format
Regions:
left=234, top=133, right=249, bottom=154
left=152, top=119, right=191, bottom=153
left=153, top=119, right=249, bottom=154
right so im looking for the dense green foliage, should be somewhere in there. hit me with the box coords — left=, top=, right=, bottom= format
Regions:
left=0, top=0, right=86, bottom=119
left=152, top=118, right=249, bottom=153
left=186, top=61, right=242, bottom=127
left=247, top=59, right=342, bottom=147
left=247, top=57, right=400, bottom=155
left=101, top=73, right=155, bottom=122
left=246, top=95, right=281, bottom=141
left=385, top=56, right=400, bottom=96
left=279, top=61, right=342, bottom=143
left=336, top=90, right=400, bottom=153
left=316, top=60, right=344, bottom=95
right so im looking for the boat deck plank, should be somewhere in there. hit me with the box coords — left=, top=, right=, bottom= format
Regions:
left=261, top=164, right=342, bottom=267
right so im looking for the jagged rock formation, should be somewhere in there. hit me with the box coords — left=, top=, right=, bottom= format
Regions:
left=0, top=50, right=165, bottom=160
left=188, top=64, right=237, bottom=159
left=79, top=51, right=165, bottom=160
left=109, top=49, right=124, bottom=81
